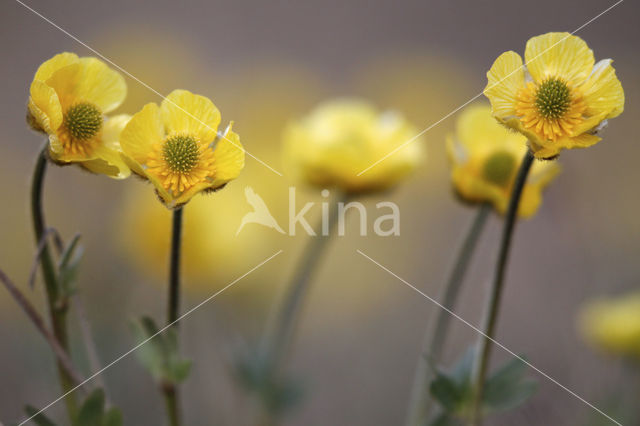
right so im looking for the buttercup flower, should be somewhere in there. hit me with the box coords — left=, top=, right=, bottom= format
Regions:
left=579, top=293, right=640, bottom=359
left=283, top=99, right=424, bottom=193
left=447, top=104, right=560, bottom=218
left=28, top=52, right=130, bottom=178
left=116, top=183, right=274, bottom=290
left=119, top=89, right=245, bottom=208
left=484, top=32, right=624, bottom=159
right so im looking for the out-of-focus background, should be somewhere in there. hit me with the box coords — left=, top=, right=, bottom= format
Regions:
left=1, top=0, right=639, bottom=425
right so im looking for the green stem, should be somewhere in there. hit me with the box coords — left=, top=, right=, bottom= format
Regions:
left=168, top=207, right=183, bottom=325
left=469, top=150, right=535, bottom=426
left=163, top=206, right=184, bottom=426
left=163, top=384, right=180, bottom=426
left=31, top=145, right=78, bottom=419
left=260, top=193, right=348, bottom=416
left=406, top=203, right=491, bottom=426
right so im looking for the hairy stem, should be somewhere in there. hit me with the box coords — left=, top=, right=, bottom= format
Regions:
left=0, top=268, right=84, bottom=387
left=31, top=145, right=78, bottom=419
left=469, top=150, right=535, bottom=426
left=164, top=206, right=184, bottom=426
left=406, top=203, right=491, bottom=426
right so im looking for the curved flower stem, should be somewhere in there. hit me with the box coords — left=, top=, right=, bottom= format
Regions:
left=164, top=206, right=184, bottom=426
left=469, top=150, right=535, bottom=426
left=259, top=192, right=348, bottom=417
left=406, top=203, right=491, bottom=426
left=31, top=145, right=78, bottom=419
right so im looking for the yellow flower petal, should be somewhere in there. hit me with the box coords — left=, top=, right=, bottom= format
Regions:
left=524, top=32, right=594, bottom=84
left=457, top=103, right=522, bottom=148
left=75, top=57, right=127, bottom=113
left=161, top=89, right=220, bottom=143
left=28, top=80, right=63, bottom=133
left=581, top=59, right=624, bottom=119
left=448, top=103, right=559, bottom=217
left=45, top=63, right=83, bottom=110
left=484, top=51, right=525, bottom=119
left=171, top=181, right=213, bottom=208
left=519, top=161, right=560, bottom=217
left=33, top=52, right=79, bottom=81
left=82, top=114, right=131, bottom=179
left=120, top=103, right=164, bottom=165
left=560, top=133, right=602, bottom=149
left=209, top=123, right=245, bottom=189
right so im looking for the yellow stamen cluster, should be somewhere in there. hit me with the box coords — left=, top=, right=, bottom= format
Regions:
left=483, top=150, right=516, bottom=186
left=515, top=77, right=586, bottom=142
left=147, top=133, right=216, bottom=194
left=163, top=135, right=200, bottom=173
left=535, top=78, right=571, bottom=119
left=59, top=103, right=103, bottom=156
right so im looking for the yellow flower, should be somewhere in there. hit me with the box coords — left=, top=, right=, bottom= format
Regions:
left=447, top=104, right=560, bottom=218
left=283, top=99, right=424, bottom=193
left=119, top=89, right=245, bottom=208
left=115, top=182, right=275, bottom=294
left=28, top=52, right=130, bottom=178
left=579, top=293, right=640, bottom=359
left=484, top=32, right=624, bottom=159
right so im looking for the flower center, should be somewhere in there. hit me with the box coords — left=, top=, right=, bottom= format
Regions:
left=64, top=103, right=102, bottom=140
left=534, top=78, right=571, bottom=119
left=163, top=135, right=200, bottom=173
left=483, top=150, right=516, bottom=186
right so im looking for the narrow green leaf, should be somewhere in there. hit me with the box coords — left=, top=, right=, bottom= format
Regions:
left=430, top=373, right=464, bottom=411
left=24, top=406, right=57, bottom=426
left=483, top=357, right=538, bottom=412
left=73, top=389, right=105, bottom=426
left=102, top=407, right=123, bottom=426
left=57, top=234, right=83, bottom=295
left=450, top=346, right=476, bottom=386
left=168, top=359, right=192, bottom=384
left=131, top=316, right=166, bottom=381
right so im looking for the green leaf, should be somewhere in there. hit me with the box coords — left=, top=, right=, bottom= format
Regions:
left=167, top=359, right=192, bottom=383
left=449, top=346, right=475, bottom=386
left=131, top=316, right=191, bottom=385
left=102, top=407, right=123, bottom=426
left=430, top=373, right=465, bottom=412
left=429, top=347, right=476, bottom=414
left=24, top=406, right=57, bottom=426
left=73, top=389, right=106, bottom=426
left=264, top=377, right=305, bottom=415
left=483, top=357, right=538, bottom=413
left=57, top=234, right=83, bottom=296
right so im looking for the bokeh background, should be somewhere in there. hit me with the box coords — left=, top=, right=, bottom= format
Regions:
left=1, top=0, right=639, bottom=425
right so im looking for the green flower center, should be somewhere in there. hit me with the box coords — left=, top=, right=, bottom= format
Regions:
left=163, top=135, right=200, bottom=173
left=535, top=78, right=571, bottom=119
left=483, top=150, right=516, bottom=186
left=64, top=103, right=103, bottom=140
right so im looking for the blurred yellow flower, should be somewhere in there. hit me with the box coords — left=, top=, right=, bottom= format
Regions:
left=115, top=182, right=275, bottom=295
left=283, top=99, right=424, bottom=193
left=579, top=293, right=640, bottom=359
left=484, top=32, right=624, bottom=159
left=120, top=89, right=245, bottom=208
left=447, top=104, right=560, bottom=218
left=27, top=52, right=130, bottom=178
